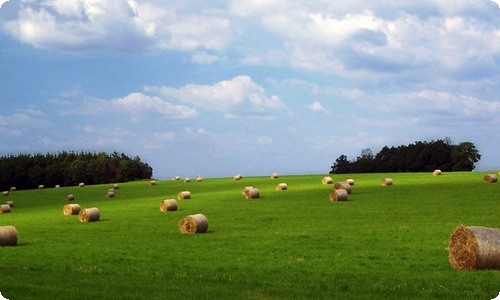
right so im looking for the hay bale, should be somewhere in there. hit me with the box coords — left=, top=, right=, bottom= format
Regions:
left=173, top=176, right=180, bottom=180
left=184, top=177, right=191, bottom=183
left=63, top=204, right=81, bottom=215
left=66, top=194, right=75, bottom=201
left=160, top=199, right=178, bottom=212
left=271, top=173, right=279, bottom=179
left=322, top=176, right=333, bottom=185
left=55, top=184, right=60, bottom=188
left=106, top=191, right=115, bottom=198
left=275, top=183, right=288, bottom=191
left=381, top=178, right=393, bottom=186
left=345, top=179, right=355, bottom=186
left=79, top=207, right=100, bottom=223
left=234, top=174, right=242, bottom=180
left=448, top=225, right=500, bottom=270
left=483, top=174, right=497, bottom=184
left=2, top=191, right=8, bottom=196
left=330, top=189, right=348, bottom=202
left=5, top=200, right=14, bottom=207
left=334, top=182, right=352, bottom=194
left=178, top=191, right=191, bottom=200
left=38, top=184, right=44, bottom=189
left=0, top=226, right=17, bottom=246
left=241, top=186, right=253, bottom=195
left=9, top=187, right=16, bottom=192
left=149, top=180, right=157, bottom=186
left=0, top=204, right=11, bottom=213
left=433, top=169, right=442, bottom=176
left=112, top=183, right=120, bottom=189
left=79, top=182, right=85, bottom=187
left=196, top=176, right=203, bottom=182
left=179, top=214, right=208, bottom=234
left=244, top=188, right=260, bottom=199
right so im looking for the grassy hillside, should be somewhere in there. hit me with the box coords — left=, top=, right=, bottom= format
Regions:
left=0, top=172, right=498, bottom=299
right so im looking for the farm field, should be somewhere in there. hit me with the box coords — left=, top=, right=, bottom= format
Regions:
left=0, top=172, right=499, bottom=300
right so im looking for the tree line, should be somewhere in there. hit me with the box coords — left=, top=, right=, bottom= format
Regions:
left=0, top=151, right=153, bottom=190
left=330, top=139, right=481, bottom=174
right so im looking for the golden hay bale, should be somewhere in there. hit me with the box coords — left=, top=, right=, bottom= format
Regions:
left=66, top=194, right=75, bottom=201
left=9, top=187, right=16, bottom=191
left=5, top=200, right=14, bottom=207
left=433, top=169, right=442, bottom=176
left=178, top=191, right=191, bottom=200
left=2, top=191, right=8, bottom=196
left=448, top=225, right=500, bottom=270
left=322, top=176, right=333, bottom=185
left=330, top=189, right=348, bottom=202
left=271, top=173, right=279, bottom=179
left=106, top=191, right=115, bottom=198
left=241, top=186, right=253, bottom=195
left=149, top=180, right=157, bottom=186
left=196, top=176, right=203, bottom=182
left=345, top=179, right=355, bottom=186
left=381, top=178, right=393, bottom=186
left=184, top=177, right=191, bottom=183
left=244, top=188, right=260, bottom=199
left=160, top=199, right=178, bottom=212
left=0, top=204, right=11, bottom=213
left=112, top=183, right=120, bottom=189
left=0, top=226, right=18, bottom=246
left=275, top=183, right=288, bottom=191
left=334, top=182, right=352, bottom=194
left=234, top=174, right=242, bottom=180
left=179, top=214, right=208, bottom=234
left=483, top=174, right=497, bottom=184
left=173, top=176, right=180, bottom=180
left=79, top=182, right=85, bottom=187
left=38, top=184, right=44, bottom=189
left=63, top=204, right=81, bottom=215
left=79, top=207, right=100, bottom=223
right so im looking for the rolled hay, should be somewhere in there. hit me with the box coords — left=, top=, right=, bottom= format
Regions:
left=322, top=176, right=333, bottom=185
left=5, top=200, right=14, bottom=207
left=79, top=207, right=100, bottom=223
left=271, top=173, right=279, bottom=179
left=448, top=225, right=500, bottom=270
left=149, top=180, right=157, bottom=186
left=345, top=178, right=355, bottom=186
left=196, top=176, right=203, bottom=182
left=334, top=182, right=352, bottom=194
left=112, top=183, right=120, bottom=189
left=241, top=186, right=253, bottom=195
left=179, top=214, right=208, bottom=234
left=106, top=191, right=115, bottom=198
left=244, top=188, right=260, bottom=199
left=66, top=194, right=75, bottom=201
left=483, top=174, right=497, bottom=184
left=0, top=226, right=18, bottom=246
left=381, top=178, right=393, bottom=186
left=330, top=189, right=348, bottom=202
left=55, top=184, right=60, bottom=188
left=9, top=187, right=16, bottom=191
left=79, top=182, right=85, bottom=187
left=0, top=204, right=11, bottom=213
left=173, top=176, right=180, bottom=180
left=63, top=204, right=81, bottom=215
left=275, top=183, right=288, bottom=191
left=160, top=199, right=178, bottom=212
left=234, top=174, right=242, bottom=180
left=178, top=191, right=191, bottom=200
left=433, top=169, right=442, bottom=176
left=184, top=177, right=191, bottom=183
left=2, top=191, right=8, bottom=196
left=38, top=184, right=44, bottom=189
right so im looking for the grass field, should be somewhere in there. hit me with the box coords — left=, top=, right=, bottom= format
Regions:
left=0, top=172, right=499, bottom=300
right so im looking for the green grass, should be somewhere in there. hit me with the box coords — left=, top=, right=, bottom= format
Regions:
left=0, top=172, right=499, bottom=300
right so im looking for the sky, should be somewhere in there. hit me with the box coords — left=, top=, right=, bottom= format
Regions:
left=0, top=0, right=499, bottom=179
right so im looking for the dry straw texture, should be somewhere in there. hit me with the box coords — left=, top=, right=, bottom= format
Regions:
left=63, top=204, right=81, bottom=215
left=0, top=226, right=18, bottom=246
left=483, top=174, right=497, bottom=184
left=330, top=189, right=348, bottom=202
left=160, top=199, right=178, bottom=212
left=244, top=188, right=260, bottom=199
left=334, top=182, right=352, bottom=194
left=179, top=214, right=208, bottom=234
left=79, top=207, right=100, bottom=223
left=0, top=204, right=11, bottom=213
left=275, top=183, right=288, bottom=191
left=381, top=178, right=393, bottom=186
left=66, top=194, right=75, bottom=201
left=433, top=169, right=442, bottom=176
left=448, top=225, right=500, bottom=270
left=322, top=176, right=333, bottom=185
left=345, top=179, right=355, bottom=186
left=178, top=191, right=191, bottom=200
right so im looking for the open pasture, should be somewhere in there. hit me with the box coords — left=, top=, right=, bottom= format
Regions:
left=0, top=172, right=499, bottom=299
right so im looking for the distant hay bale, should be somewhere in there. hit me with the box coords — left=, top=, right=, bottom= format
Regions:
left=149, top=180, right=157, bottom=186
left=179, top=214, right=208, bottom=234
left=234, top=174, right=242, bottom=180
left=483, top=174, right=497, bottom=184
left=448, top=225, right=500, bottom=270
left=79, top=207, right=100, bottom=223
left=345, top=179, right=355, bottom=186
left=322, top=176, right=333, bottom=185
left=63, top=204, right=81, bottom=215
left=244, top=188, right=260, bottom=199
left=9, top=187, right=16, bottom=192
left=55, top=184, right=60, bottom=188
left=112, top=183, right=120, bottom=189
left=0, top=204, right=11, bottom=213
left=38, top=184, right=44, bottom=189
left=433, top=169, right=442, bottom=176
left=160, top=199, right=178, bottom=212
left=381, top=178, right=393, bottom=186
left=334, top=182, right=352, bottom=194
left=330, top=189, right=348, bottom=202
left=196, top=176, right=203, bottom=182
left=184, top=177, right=191, bottom=183
left=275, top=183, right=288, bottom=191
left=271, top=173, right=279, bottom=179
left=5, top=200, right=14, bottom=207
left=106, top=191, right=115, bottom=198
left=178, top=191, right=191, bottom=200
left=79, top=182, right=85, bottom=187
left=2, top=191, right=8, bottom=196
left=173, top=176, right=180, bottom=180
left=241, top=186, right=253, bottom=195
left=0, top=226, right=18, bottom=246
left=66, top=194, right=75, bottom=201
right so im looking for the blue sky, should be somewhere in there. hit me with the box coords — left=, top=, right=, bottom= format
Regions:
left=1, top=0, right=499, bottom=179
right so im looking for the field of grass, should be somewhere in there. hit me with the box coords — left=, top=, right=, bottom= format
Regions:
left=0, top=172, right=499, bottom=299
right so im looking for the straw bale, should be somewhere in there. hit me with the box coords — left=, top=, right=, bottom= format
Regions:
left=9, top=187, right=16, bottom=192
left=448, top=225, right=500, bottom=270
left=0, top=204, right=11, bottom=213
left=196, top=176, right=203, bottom=182
left=271, top=173, right=279, bottom=179
left=381, top=178, right=393, bottom=186
left=433, top=169, right=442, bottom=176
left=63, top=204, right=81, bottom=215
left=244, top=188, right=260, bottom=199
left=55, top=184, right=60, bottom=188
left=178, top=191, right=191, bottom=200
left=66, top=194, right=75, bottom=201
left=79, top=207, right=100, bottom=223
left=160, top=199, right=178, bottom=212
left=179, top=214, right=208, bottom=234
left=79, top=182, right=85, bottom=187
left=38, top=184, right=44, bottom=189
left=5, top=200, right=14, bottom=207
left=334, top=182, right=352, bottom=194
left=483, top=174, right=497, bottom=184
left=106, top=191, right=115, bottom=198
left=330, top=189, right=348, bottom=202
left=2, top=191, right=8, bottom=196
left=184, top=177, right=191, bottom=183
left=112, top=183, right=120, bottom=189
left=234, top=174, right=242, bottom=180
left=345, top=179, right=355, bottom=186
left=0, top=226, right=17, bottom=246
left=173, top=176, right=180, bottom=180
left=275, top=183, right=288, bottom=191
left=241, top=186, right=253, bottom=195
left=149, top=180, right=157, bottom=186
left=322, top=176, right=333, bottom=185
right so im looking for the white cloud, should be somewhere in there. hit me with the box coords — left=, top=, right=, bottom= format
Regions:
left=112, top=93, right=197, bottom=120
left=309, top=101, right=330, bottom=114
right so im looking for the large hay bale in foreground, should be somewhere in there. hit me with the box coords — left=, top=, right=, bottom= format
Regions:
left=330, top=189, right=348, bottom=202
left=160, top=199, right=178, bottom=212
left=334, top=182, right=352, bottom=194
left=448, top=225, right=500, bottom=270
left=381, top=178, right=393, bottom=186
left=0, top=226, right=17, bottom=246
left=0, top=204, right=11, bottom=213
left=63, top=204, right=81, bottom=215
left=244, top=188, right=260, bottom=199
left=79, top=207, right=100, bottom=223
left=241, top=186, right=253, bottom=195
left=275, top=183, right=288, bottom=191
left=483, top=174, right=497, bottom=184
left=433, top=169, right=442, bottom=176
left=179, top=214, right=208, bottom=234
left=178, top=191, right=191, bottom=200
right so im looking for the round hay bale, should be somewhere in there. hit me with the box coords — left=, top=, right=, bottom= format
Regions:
left=334, top=182, right=352, bottom=194
left=38, top=184, right=44, bottom=189
left=234, top=174, right=242, bottom=180
left=330, top=189, right=348, bottom=202
left=345, top=179, right=355, bottom=186
left=160, top=199, right=178, bottom=212
left=196, top=176, right=202, bottom=182
left=178, top=191, right=191, bottom=200
left=78, top=182, right=85, bottom=187
left=79, top=207, right=100, bottom=223
left=433, top=169, right=442, bottom=176
left=0, top=226, right=18, bottom=246
left=0, top=204, right=11, bottom=213
left=244, top=188, right=260, bottom=199
left=275, top=183, right=288, bottom=191
left=112, top=183, right=120, bottom=189
left=55, top=184, right=60, bottom=188
left=381, top=178, right=393, bottom=186
left=179, top=214, right=208, bottom=234
left=66, top=194, right=75, bottom=201
left=184, top=177, right=191, bottom=183
left=271, top=173, right=279, bottom=179
left=241, top=186, right=253, bottom=195
left=106, top=191, right=115, bottom=198
left=63, top=204, right=81, bottom=215
left=149, top=180, right=157, bottom=186
left=322, top=176, right=333, bottom=185
left=9, top=187, right=16, bottom=192
left=5, top=200, right=14, bottom=207
left=3, top=191, right=9, bottom=196
left=483, top=174, right=497, bottom=184
left=448, top=225, right=500, bottom=270
left=173, top=176, right=180, bottom=180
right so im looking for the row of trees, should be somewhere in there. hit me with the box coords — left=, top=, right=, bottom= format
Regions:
left=0, top=151, right=153, bottom=190
left=330, top=139, right=481, bottom=174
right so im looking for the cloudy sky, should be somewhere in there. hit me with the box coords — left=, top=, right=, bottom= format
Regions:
left=1, top=0, right=499, bottom=178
